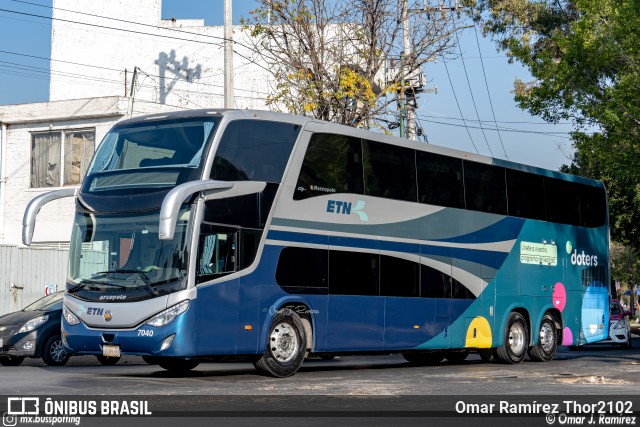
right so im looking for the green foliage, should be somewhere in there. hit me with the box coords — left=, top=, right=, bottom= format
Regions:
left=475, top=0, right=640, bottom=250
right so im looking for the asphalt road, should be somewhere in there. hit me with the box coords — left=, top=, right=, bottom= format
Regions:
left=2, top=339, right=639, bottom=427
left=3, top=338, right=640, bottom=395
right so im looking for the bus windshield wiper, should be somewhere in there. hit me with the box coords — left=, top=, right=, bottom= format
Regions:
left=98, top=270, right=159, bottom=296
left=68, top=277, right=110, bottom=293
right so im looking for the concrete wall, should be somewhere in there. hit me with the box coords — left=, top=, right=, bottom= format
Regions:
left=0, top=245, right=68, bottom=315
left=50, top=0, right=270, bottom=111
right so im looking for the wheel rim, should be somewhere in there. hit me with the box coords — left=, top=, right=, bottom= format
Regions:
left=269, top=322, right=298, bottom=363
left=49, top=339, right=67, bottom=363
left=508, top=322, right=526, bottom=356
left=539, top=321, right=555, bottom=353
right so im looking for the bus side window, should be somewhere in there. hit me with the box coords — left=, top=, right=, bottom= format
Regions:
left=362, top=139, right=417, bottom=202
left=196, top=226, right=238, bottom=284
left=463, top=161, right=508, bottom=215
left=294, top=133, right=364, bottom=200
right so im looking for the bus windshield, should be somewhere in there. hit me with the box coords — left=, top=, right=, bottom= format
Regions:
left=67, top=208, right=191, bottom=300
left=83, top=117, right=220, bottom=193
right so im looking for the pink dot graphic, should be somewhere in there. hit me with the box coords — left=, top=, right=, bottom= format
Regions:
left=552, top=282, right=566, bottom=312
left=562, top=327, right=573, bottom=346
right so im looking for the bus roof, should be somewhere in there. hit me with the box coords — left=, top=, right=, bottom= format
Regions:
left=115, top=109, right=604, bottom=189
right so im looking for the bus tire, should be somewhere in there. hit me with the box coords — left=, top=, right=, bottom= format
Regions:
left=254, top=309, right=307, bottom=378
left=493, top=312, right=528, bottom=364
left=157, top=357, right=200, bottom=372
left=527, top=314, right=557, bottom=362
left=402, top=351, right=444, bottom=365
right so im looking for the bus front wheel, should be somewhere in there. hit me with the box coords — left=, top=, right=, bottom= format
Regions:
left=527, top=314, right=558, bottom=362
left=254, top=309, right=307, bottom=378
left=493, top=312, right=528, bottom=364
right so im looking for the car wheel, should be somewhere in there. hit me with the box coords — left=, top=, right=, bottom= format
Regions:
left=42, top=335, right=70, bottom=366
left=96, top=355, right=121, bottom=366
left=0, top=356, right=25, bottom=366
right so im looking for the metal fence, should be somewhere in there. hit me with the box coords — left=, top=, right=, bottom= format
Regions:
left=0, top=245, right=68, bottom=316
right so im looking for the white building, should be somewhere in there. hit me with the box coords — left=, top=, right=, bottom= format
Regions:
left=0, top=0, right=271, bottom=310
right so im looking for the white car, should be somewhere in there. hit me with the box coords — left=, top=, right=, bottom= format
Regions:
left=601, top=299, right=631, bottom=348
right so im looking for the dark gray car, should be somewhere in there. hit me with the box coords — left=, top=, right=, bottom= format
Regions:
left=0, top=291, right=68, bottom=366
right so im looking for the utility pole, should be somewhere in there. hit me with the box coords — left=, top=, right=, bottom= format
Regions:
left=224, top=0, right=234, bottom=109
left=398, top=0, right=459, bottom=140
left=399, top=0, right=408, bottom=139
left=401, top=0, right=416, bottom=140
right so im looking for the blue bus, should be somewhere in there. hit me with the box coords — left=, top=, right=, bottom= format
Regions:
left=23, top=109, right=610, bottom=377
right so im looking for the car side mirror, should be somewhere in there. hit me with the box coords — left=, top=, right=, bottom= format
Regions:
left=624, top=310, right=632, bottom=317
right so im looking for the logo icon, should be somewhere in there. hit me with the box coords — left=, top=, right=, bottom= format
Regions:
left=326, top=199, right=368, bottom=221
left=104, top=310, right=112, bottom=322
left=2, top=413, right=16, bottom=427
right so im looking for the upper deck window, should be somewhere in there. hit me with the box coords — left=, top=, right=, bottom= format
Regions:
left=84, top=118, right=219, bottom=192
left=294, top=133, right=364, bottom=200
left=210, top=120, right=301, bottom=183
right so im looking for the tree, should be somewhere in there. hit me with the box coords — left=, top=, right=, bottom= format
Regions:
left=241, top=0, right=466, bottom=129
left=472, top=0, right=640, bottom=251
left=610, top=242, right=640, bottom=315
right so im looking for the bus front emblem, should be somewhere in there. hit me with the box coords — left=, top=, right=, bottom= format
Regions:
left=104, top=310, right=112, bottom=322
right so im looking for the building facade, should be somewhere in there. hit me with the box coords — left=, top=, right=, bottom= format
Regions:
left=0, top=0, right=271, bottom=310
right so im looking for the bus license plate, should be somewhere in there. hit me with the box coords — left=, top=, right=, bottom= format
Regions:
left=102, top=345, right=120, bottom=358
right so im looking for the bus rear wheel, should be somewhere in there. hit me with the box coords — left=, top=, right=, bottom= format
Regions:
left=254, top=309, right=307, bottom=378
left=527, top=314, right=558, bottom=362
left=493, top=312, right=528, bottom=364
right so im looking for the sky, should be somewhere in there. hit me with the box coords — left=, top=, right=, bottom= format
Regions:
left=0, top=0, right=577, bottom=171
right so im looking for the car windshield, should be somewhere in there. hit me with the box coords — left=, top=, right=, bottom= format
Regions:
left=610, top=301, right=622, bottom=316
left=23, top=292, right=64, bottom=311
left=67, top=207, right=191, bottom=299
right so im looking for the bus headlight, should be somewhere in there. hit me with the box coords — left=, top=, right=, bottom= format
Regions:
left=19, top=315, right=49, bottom=333
left=63, top=305, right=80, bottom=326
left=146, top=300, right=190, bottom=327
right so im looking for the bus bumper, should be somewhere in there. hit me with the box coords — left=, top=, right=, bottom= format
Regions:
left=61, top=305, right=196, bottom=357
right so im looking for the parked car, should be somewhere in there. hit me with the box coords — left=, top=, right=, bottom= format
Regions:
left=0, top=291, right=69, bottom=366
left=600, top=299, right=632, bottom=348
left=0, top=291, right=123, bottom=367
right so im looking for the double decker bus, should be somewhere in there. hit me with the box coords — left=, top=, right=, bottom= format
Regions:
left=23, top=109, right=610, bottom=377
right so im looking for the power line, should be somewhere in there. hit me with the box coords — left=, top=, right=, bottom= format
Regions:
left=455, top=30, right=494, bottom=157
left=474, top=26, right=508, bottom=159
left=442, top=58, right=479, bottom=154
left=419, top=113, right=574, bottom=125
left=0, top=50, right=270, bottom=96
left=415, top=114, right=580, bottom=139
left=5, top=0, right=275, bottom=75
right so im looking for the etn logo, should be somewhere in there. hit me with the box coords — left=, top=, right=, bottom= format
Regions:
left=326, top=200, right=368, bottom=221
